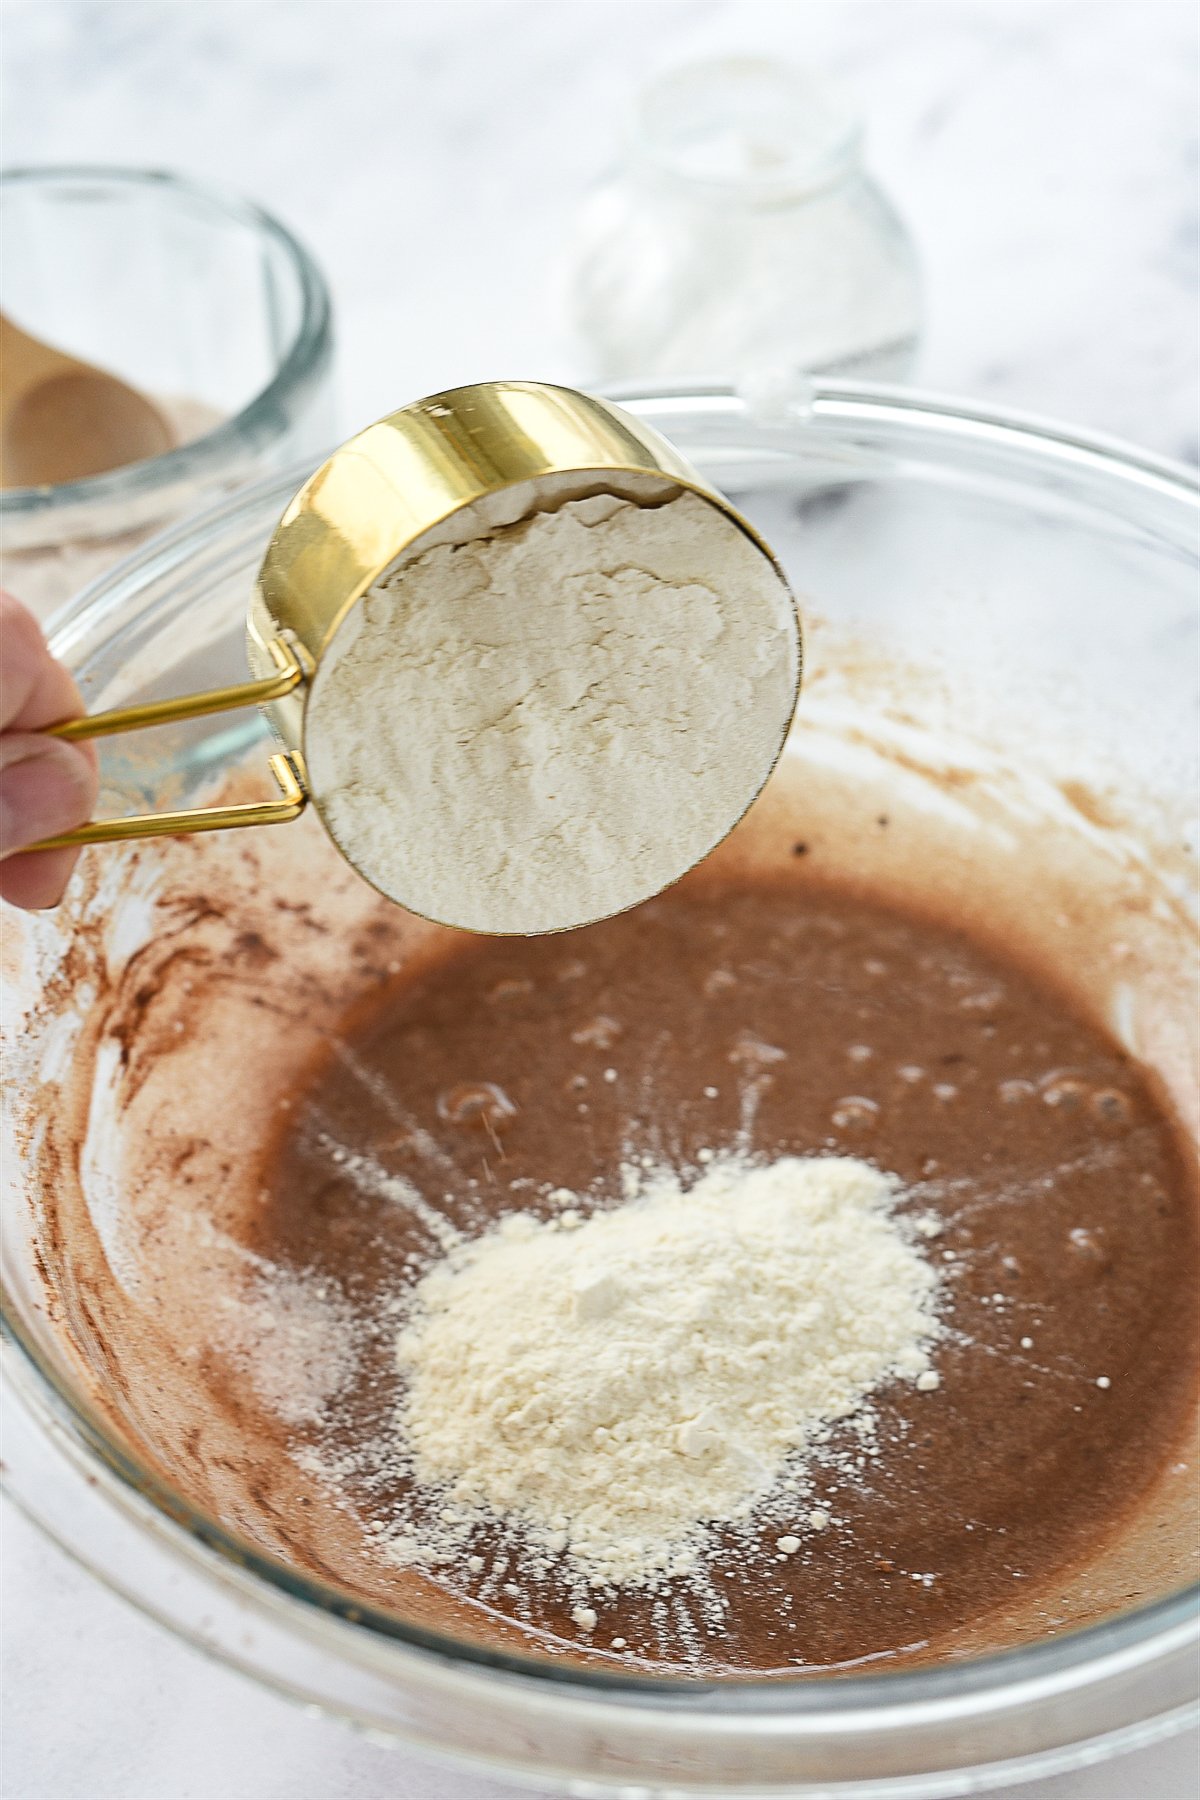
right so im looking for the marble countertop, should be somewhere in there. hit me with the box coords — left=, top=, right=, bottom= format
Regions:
left=6, top=0, right=1196, bottom=459
left=3, top=3, right=1197, bottom=1797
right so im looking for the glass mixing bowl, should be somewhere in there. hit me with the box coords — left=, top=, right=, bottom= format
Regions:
left=2, top=383, right=1197, bottom=1797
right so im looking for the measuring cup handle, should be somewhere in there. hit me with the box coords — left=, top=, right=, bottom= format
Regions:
left=18, top=639, right=311, bottom=852
left=46, top=636, right=308, bottom=741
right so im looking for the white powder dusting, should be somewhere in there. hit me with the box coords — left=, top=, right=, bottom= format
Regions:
left=394, top=1154, right=940, bottom=1588
left=306, top=491, right=798, bottom=934
left=218, top=1262, right=359, bottom=1429
left=79, top=1037, right=141, bottom=1296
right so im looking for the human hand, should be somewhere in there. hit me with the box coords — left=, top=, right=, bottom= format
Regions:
left=1, top=590, right=98, bottom=908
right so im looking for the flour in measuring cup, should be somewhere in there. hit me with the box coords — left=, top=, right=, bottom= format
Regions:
left=305, top=490, right=797, bottom=934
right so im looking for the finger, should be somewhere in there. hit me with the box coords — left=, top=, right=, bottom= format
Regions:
left=0, top=734, right=99, bottom=910
left=0, top=589, right=89, bottom=733
left=0, top=844, right=85, bottom=911
left=0, top=733, right=98, bottom=851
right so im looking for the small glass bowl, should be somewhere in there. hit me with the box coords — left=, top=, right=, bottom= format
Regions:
left=0, top=165, right=334, bottom=618
left=1, top=383, right=1197, bottom=1796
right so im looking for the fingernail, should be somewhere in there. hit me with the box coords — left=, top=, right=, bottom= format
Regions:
left=0, top=740, right=94, bottom=855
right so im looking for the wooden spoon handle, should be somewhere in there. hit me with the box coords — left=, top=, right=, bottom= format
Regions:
left=0, top=311, right=82, bottom=408
left=0, top=311, right=175, bottom=488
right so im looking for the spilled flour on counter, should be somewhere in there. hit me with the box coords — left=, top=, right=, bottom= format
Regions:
left=306, top=490, right=798, bottom=934
left=391, top=1154, right=942, bottom=1590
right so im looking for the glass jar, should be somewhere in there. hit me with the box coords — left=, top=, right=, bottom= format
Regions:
left=0, top=166, right=334, bottom=620
left=566, top=59, right=922, bottom=387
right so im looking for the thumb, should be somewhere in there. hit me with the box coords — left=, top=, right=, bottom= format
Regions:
left=0, top=735, right=97, bottom=857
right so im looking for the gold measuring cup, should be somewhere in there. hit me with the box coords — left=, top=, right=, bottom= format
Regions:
left=32, top=381, right=801, bottom=915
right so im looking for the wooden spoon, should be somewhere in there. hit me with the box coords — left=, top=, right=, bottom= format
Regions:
left=0, top=312, right=176, bottom=490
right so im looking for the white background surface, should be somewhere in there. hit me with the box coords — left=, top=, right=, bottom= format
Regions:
left=2, top=3, right=1198, bottom=1798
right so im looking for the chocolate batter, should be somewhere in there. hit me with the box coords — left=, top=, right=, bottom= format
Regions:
left=15, top=733, right=1198, bottom=1680
left=257, top=872, right=1199, bottom=1674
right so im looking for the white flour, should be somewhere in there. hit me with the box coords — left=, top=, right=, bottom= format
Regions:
left=393, top=1154, right=941, bottom=1589
left=306, top=490, right=798, bottom=934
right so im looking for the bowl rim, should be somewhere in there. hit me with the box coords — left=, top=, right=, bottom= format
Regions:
left=3, top=377, right=1197, bottom=1718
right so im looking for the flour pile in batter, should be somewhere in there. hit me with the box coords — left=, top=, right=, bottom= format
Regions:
left=392, top=1153, right=942, bottom=1590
